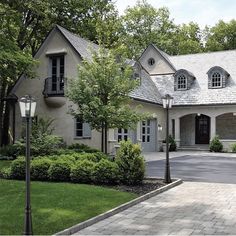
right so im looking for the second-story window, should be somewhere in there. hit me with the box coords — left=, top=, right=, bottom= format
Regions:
left=49, top=55, right=65, bottom=94
left=177, top=74, right=187, bottom=90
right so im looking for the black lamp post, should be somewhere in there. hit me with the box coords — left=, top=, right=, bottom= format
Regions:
left=19, top=95, right=36, bottom=235
left=162, top=94, right=173, bottom=184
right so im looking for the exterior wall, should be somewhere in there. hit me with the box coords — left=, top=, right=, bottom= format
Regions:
left=216, top=113, right=236, bottom=139
left=180, top=114, right=195, bottom=146
left=139, top=45, right=175, bottom=75
left=13, top=30, right=102, bottom=150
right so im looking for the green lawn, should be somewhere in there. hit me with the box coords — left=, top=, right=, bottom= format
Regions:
left=0, top=160, right=12, bottom=171
left=0, top=179, right=137, bottom=235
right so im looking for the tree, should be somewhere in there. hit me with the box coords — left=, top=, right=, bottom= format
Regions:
left=120, top=0, right=176, bottom=58
left=0, top=0, right=116, bottom=55
left=66, top=48, right=145, bottom=153
left=204, top=20, right=236, bottom=52
left=172, top=22, right=203, bottom=55
left=0, top=34, right=36, bottom=145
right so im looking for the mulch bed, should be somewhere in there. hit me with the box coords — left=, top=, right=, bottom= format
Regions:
left=112, top=179, right=166, bottom=195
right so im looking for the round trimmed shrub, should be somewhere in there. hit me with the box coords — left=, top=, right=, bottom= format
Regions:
left=10, top=157, right=25, bottom=180
left=48, top=161, right=71, bottom=181
left=31, top=158, right=52, bottom=181
left=116, top=140, right=145, bottom=185
left=93, top=159, right=119, bottom=184
left=70, top=160, right=95, bottom=183
left=210, top=136, right=223, bottom=152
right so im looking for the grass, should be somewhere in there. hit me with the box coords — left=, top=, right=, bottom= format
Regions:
left=0, top=160, right=12, bottom=171
left=0, top=179, right=137, bottom=235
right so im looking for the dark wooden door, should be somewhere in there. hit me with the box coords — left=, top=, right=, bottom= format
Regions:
left=195, top=115, right=210, bottom=144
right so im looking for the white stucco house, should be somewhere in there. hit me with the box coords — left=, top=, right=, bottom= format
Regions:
left=8, top=25, right=236, bottom=153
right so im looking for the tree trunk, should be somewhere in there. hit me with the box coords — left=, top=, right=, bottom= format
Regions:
left=0, top=83, right=7, bottom=146
left=101, top=123, right=104, bottom=152
left=2, top=102, right=10, bottom=145
left=104, top=122, right=108, bottom=154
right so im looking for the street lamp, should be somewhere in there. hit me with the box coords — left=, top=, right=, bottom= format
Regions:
left=162, top=94, right=173, bottom=184
left=19, top=95, right=36, bottom=235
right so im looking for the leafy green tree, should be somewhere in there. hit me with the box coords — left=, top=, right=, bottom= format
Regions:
left=172, top=22, right=203, bottom=55
left=66, top=48, right=145, bottom=153
left=204, top=20, right=236, bottom=52
left=0, top=34, right=36, bottom=145
left=120, top=0, right=176, bottom=58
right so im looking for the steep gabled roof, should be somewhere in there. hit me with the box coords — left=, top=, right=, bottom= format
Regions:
left=56, top=25, right=99, bottom=60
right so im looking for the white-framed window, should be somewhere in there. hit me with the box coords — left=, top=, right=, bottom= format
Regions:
left=211, top=71, right=222, bottom=88
left=118, top=128, right=128, bottom=142
left=177, top=74, right=187, bottom=90
left=75, top=118, right=91, bottom=138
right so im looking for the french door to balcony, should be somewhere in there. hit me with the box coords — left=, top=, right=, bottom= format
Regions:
left=50, top=55, right=65, bottom=95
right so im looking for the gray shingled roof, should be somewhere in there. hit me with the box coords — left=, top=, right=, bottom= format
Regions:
left=130, top=70, right=162, bottom=104
left=57, top=26, right=236, bottom=106
left=147, top=50, right=236, bottom=106
left=57, top=25, right=99, bottom=60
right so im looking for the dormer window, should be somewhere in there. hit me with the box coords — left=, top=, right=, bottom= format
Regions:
left=177, top=74, right=187, bottom=90
left=207, top=66, right=230, bottom=89
left=174, top=69, right=195, bottom=91
left=211, top=72, right=222, bottom=88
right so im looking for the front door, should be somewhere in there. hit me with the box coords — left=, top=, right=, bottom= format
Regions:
left=141, top=119, right=157, bottom=152
left=195, top=115, right=210, bottom=144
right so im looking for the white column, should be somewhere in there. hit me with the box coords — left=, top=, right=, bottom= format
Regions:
left=175, top=117, right=180, bottom=147
left=108, top=128, right=116, bottom=142
left=136, top=121, right=142, bottom=143
left=210, top=116, right=216, bottom=140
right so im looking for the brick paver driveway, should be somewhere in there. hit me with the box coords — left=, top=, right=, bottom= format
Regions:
left=75, top=154, right=236, bottom=235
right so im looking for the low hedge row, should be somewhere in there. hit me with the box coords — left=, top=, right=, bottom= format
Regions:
left=2, top=156, right=119, bottom=185
left=1, top=140, right=145, bottom=185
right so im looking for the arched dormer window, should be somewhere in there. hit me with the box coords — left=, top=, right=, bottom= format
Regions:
left=174, top=69, right=195, bottom=91
left=211, top=71, right=222, bottom=88
left=207, top=66, right=230, bottom=89
left=177, top=74, right=187, bottom=90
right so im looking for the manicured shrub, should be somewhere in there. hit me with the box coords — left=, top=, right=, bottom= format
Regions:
left=0, top=168, right=12, bottom=179
left=93, top=159, right=119, bottom=184
left=168, top=135, right=177, bottom=151
left=68, top=143, right=100, bottom=153
left=70, top=160, right=95, bottom=183
left=9, top=157, right=25, bottom=180
left=31, top=158, right=52, bottom=181
left=75, top=152, right=108, bottom=162
left=0, top=143, right=24, bottom=159
left=231, top=143, right=236, bottom=153
left=48, top=161, right=71, bottom=182
left=209, top=135, right=223, bottom=152
left=116, top=140, right=145, bottom=185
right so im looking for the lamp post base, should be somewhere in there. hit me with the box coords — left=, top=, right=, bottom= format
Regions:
left=24, top=207, right=33, bottom=235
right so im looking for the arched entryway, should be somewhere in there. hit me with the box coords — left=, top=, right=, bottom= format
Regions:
left=180, top=114, right=210, bottom=146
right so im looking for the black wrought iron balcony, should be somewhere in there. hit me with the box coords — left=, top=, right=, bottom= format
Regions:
left=43, top=77, right=65, bottom=97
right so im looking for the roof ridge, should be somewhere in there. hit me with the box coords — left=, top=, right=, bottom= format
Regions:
left=170, top=49, right=236, bottom=58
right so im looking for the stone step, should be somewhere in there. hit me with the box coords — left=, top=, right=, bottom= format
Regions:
left=178, top=145, right=209, bottom=151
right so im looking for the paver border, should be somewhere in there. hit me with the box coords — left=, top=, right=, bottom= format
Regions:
left=55, top=178, right=182, bottom=235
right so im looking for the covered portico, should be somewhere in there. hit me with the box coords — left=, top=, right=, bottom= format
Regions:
left=170, top=106, right=236, bottom=150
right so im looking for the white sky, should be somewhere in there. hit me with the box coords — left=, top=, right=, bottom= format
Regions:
left=113, top=0, right=236, bottom=28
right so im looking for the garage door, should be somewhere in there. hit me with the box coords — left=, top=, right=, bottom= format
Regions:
left=141, top=119, right=157, bottom=152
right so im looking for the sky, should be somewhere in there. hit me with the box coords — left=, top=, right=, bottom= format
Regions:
left=113, top=0, right=236, bottom=28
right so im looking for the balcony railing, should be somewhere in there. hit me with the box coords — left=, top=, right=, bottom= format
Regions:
left=43, top=77, right=65, bottom=97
